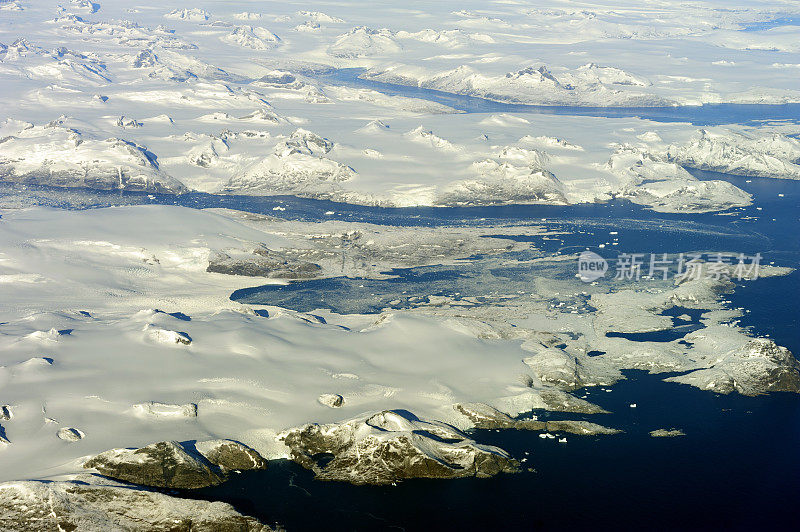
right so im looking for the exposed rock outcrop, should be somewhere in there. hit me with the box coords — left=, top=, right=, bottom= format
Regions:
left=279, top=409, right=519, bottom=485
left=650, top=428, right=686, bottom=437
left=194, top=440, right=268, bottom=471
left=545, top=420, right=621, bottom=435
left=83, top=441, right=226, bottom=489
left=455, top=403, right=621, bottom=435
left=83, top=440, right=269, bottom=488
left=132, top=401, right=198, bottom=418
left=57, top=427, right=85, bottom=441
left=665, top=338, right=800, bottom=396
left=455, top=403, right=545, bottom=430
left=493, top=389, right=608, bottom=415
left=0, top=480, right=271, bottom=531
left=317, top=393, right=344, bottom=408
left=207, top=249, right=322, bottom=279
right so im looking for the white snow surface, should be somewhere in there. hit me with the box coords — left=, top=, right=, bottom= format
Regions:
left=0, top=205, right=549, bottom=482
left=0, top=1, right=798, bottom=208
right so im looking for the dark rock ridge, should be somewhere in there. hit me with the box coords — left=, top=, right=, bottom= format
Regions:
left=83, top=439, right=267, bottom=489
left=455, top=403, right=621, bottom=435
left=195, top=439, right=269, bottom=471
left=665, top=338, right=800, bottom=396
left=650, top=428, right=686, bottom=437
left=207, top=249, right=322, bottom=279
left=279, top=409, right=520, bottom=485
left=538, top=389, right=609, bottom=414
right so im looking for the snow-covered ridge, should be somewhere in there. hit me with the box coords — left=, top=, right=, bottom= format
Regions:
left=164, top=8, right=210, bottom=22
left=328, top=26, right=402, bottom=58
left=49, top=13, right=198, bottom=50
left=224, top=128, right=356, bottom=196
left=279, top=409, right=519, bottom=484
left=361, top=63, right=672, bottom=107
left=666, top=129, right=800, bottom=180
left=222, top=25, right=281, bottom=50
left=1, top=0, right=798, bottom=209
left=1, top=114, right=777, bottom=213
left=606, top=144, right=753, bottom=213
left=395, top=28, right=496, bottom=48
left=0, top=119, right=187, bottom=193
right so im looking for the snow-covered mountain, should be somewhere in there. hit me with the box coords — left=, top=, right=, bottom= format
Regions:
left=0, top=0, right=797, bottom=209
left=0, top=119, right=186, bottom=193
left=667, top=129, right=800, bottom=179
left=361, top=63, right=671, bottom=107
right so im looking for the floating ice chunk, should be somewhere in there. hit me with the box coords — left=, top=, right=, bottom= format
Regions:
left=629, top=403, right=637, bottom=408
left=558, top=438, right=567, bottom=443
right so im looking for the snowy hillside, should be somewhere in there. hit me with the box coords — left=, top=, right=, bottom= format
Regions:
left=0, top=0, right=798, bottom=207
